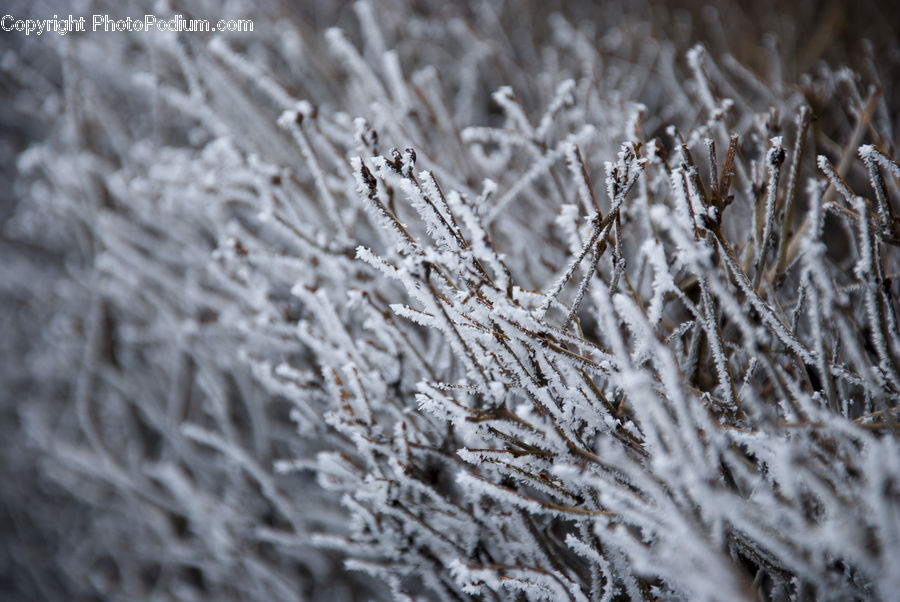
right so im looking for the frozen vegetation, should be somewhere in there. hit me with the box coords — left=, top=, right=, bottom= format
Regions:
left=2, top=1, right=899, bottom=600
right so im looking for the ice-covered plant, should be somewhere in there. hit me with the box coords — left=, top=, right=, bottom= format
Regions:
left=4, top=1, right=899, bottom=600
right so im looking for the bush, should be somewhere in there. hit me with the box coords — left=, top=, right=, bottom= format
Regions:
left=3, top=1, right=899, bottom=600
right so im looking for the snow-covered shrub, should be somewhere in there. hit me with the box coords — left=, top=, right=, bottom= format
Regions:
left=4, top=1, right=899, bottom=600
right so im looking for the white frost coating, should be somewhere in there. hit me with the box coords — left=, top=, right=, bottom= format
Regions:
left=641, top=238, right=677, bottom=324
left=486, top=125, right=596, bottom=224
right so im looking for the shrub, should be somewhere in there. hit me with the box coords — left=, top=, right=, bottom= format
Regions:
left=4, top=1, right=899, bottom=600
